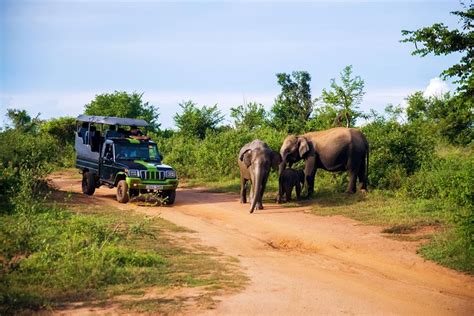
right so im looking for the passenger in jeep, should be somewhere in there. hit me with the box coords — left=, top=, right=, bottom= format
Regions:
left=130, top=125, right=150, bottom=140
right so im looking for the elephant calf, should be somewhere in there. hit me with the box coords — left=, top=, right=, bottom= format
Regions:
left=278, top=168, right=305, bottom=203
left=238, top=140, right=281, bottom=213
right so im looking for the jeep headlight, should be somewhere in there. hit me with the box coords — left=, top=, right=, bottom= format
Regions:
left=165, top=170, right=176, bottom=178
left=128, top=169, right=140, bottom=177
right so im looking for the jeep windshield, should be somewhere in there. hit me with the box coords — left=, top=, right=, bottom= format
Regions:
left=114, top=143, right=161, bottom=163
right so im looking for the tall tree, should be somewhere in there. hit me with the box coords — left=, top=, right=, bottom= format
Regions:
left=230, top=102, right=268, bottom=130
left=84, top=91, right=160, bottom=131
left=6, top=108, right=41, bottom=133
left=406, top=91, right=473, bottom=145
left=174, top=100, right=224, bottom=139
left=319, top=65, right=365, bottom=128
left=401, top=2, right=474, bottom=97
left=271, top=71, right=313, bottom=133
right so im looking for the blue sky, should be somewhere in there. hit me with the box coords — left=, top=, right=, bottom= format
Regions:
left=0, top=0, right=462, bottom=128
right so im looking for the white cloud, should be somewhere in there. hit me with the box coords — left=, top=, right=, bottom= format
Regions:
left=423, top=77, right=450, bottom=98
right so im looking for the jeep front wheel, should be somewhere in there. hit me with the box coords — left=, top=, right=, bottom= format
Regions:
left=116, top=180, right=130, bottom=203
left=82, top=171, right=95, bottom=196
left=163, top=189, right=176, bottom=205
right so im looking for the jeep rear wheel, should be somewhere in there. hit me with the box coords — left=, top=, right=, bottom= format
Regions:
left=116, top=180, right=130, bottom=203
left=163, top=189, right=176, bottom=205
left=82, top=171, right=95, bottom=196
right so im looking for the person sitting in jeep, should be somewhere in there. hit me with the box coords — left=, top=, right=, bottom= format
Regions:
left=130, top=125, right=150, bottom=140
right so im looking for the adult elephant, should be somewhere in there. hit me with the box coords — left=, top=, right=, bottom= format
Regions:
left=238, top=140, right=281, bottom=213
left=278, top=127, right=368, bottom=198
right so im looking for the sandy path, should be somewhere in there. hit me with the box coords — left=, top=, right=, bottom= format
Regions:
left=52, top=174, right=474, bottom=315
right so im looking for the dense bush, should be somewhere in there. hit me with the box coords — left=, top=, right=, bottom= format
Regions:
left=403, top=146, right=473, bottom=270
left=362, top=118, right=435, bottom=189
left=157, top=127, right=286, bottom=180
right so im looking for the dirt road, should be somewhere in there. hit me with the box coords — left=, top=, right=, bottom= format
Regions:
left=52, top=174, right=474, bottom=315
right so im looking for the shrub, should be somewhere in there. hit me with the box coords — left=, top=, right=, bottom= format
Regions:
left=362, top=119, right=435, bottom=189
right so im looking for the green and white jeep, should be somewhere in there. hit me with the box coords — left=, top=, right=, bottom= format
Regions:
left=75, top=115, right=178, bottom=204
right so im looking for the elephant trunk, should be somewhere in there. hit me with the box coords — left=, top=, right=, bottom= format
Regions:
left=278, top=155, right=287, bottom=175
left=250, top=167, right=263, bottom=214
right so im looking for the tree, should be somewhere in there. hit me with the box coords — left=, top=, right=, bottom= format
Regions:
left=84, top=91, right=160, bottom=131
left=6, top=108, right=41, bottom=133
left=173, top=100, right=224, bottom=139
left=306, top=104, right=339, bottom=131
left=319, top=65, right=365, bottom=128
left=230, top=102, right=268, bottom=130
left=40, top=117, right=76, bottom=145
left=270, top=71, right=313, bottom=133
left=401, top=2, right=474, bottom=97
left=406, top=91, right=473, bottom=145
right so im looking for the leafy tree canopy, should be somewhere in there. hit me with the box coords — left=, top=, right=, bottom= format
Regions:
left=230, top=102, right=268, bottom=130
left=6, top=108, right=41, bottom=133
left=174, top=100, right=224, bottom=139
left=319, top=65, right=365, bottom=128
left=401, top=3, right=474, bottom=96
left=84, top=91, right=160, bottom=131
left=406, top=91, right=473, bottom=145
left=271, top=71, right=313, bottom=133
left=40, top=116, right=76, bottom=145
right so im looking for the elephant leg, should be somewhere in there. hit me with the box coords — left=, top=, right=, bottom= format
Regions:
left=304, top=156, right=316, bottom=198
left=347, top=170, right=357, bottom=194
left=277, top=175, right=283, bottom=203
left=295, top=181, right=301, bottom=201
left=240, top=177, right=247, bottom=203
left=285, top=184, right=292, bottom=202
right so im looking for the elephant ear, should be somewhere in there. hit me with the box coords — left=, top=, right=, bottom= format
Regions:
left=240, top=149, right=252, bottom=167
left=298, top=137, right=310, bottom=158
left=271, top=151, right=282, bottom=172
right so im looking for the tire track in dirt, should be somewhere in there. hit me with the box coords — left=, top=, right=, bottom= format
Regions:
left=52, top=174, right=474, bottom=315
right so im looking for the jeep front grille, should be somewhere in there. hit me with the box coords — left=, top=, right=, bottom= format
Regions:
left=140, top=170, right=165, bottom=180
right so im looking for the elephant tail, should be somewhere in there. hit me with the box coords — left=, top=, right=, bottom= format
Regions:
left=366, top=145, right=369, bottom=188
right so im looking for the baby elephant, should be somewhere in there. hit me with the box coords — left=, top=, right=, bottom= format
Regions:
left=278, top=168, right=305, bottom=203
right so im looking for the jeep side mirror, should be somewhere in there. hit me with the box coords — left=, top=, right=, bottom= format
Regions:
left=159, top=154, right=163, bottom=161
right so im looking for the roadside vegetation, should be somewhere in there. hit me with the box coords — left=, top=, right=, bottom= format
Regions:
left=0, top=113, right=246, bottom=313
left=0, top=5, right=471, bottom=313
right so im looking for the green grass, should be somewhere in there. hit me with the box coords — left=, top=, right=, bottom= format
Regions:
left=0, top=192, right=247, bottom=314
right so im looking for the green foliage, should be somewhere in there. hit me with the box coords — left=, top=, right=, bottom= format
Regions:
left=5, top=109, right=41, bottom=133
left=306, top=104, right=339, bottom=131
left=40, top=116, right=76, bottom=145
left=230, top=102, right=268, bottom=130
left=319, top=65, right=366, bottom=128
left=271, top=71, right=313, bottom=133
left=403, top=146, right=473, bottom=269
left=157, top=127, right=286, bottom=180
left=0, top=130, right=60, bottom=211
left=84, top=91, right=161, bottom=131
left=361, top=107, right=435, bottom=189
left=173, top=100, right=224, bottom=139
left=406, top=91, right=473, bottom=145
left=401, top=3, right=474, bottom=98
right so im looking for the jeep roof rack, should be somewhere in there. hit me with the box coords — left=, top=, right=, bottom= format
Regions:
left=76, top=115, right=149, bottom=127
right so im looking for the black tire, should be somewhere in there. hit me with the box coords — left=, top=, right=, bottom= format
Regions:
left=82, top=171, right=96, bottom=196
left=163, top=190, right=176, bottom=205
left=116, top=180, right=130, bottom=203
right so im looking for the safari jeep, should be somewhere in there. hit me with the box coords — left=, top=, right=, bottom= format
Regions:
left=74, top=115, right=178, bottom=204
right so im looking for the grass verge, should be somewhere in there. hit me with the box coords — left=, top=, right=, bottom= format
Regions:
left=0, top=192, right=247, bottom=314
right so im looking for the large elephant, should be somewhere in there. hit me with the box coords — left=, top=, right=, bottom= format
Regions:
left=238, top=140, right=281, bottom=213
left=278, top=127, right=369, bottom=197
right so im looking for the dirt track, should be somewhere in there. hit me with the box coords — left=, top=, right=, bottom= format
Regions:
left=52, top=174, right=474, bottom=315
